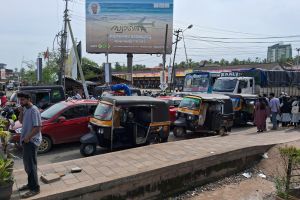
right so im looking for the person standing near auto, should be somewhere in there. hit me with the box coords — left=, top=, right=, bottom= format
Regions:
left=254, top=97, right=268, bottom=133
left=17, top=92, right=42, bottom=198
left=0, top=91, right=8, bottom=107
left=269, top=93, right=281, bottom=130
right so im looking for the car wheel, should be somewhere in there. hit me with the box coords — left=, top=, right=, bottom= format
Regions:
left=173, top=127, right=186, bottom=137
left=80, top=143, right=96, bottom=157
left=217, top=127, right=227, bottom=137
left=38, top=136, right=52, bottom=154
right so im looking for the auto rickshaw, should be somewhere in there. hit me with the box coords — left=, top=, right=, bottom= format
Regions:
left=80, top=96, right=170, bottom=156
left=226, top=94, right=258, bottom=125
left=173, top=94, right=234, bottom=137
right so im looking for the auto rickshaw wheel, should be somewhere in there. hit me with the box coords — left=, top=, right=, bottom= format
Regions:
left=217, top=127, right=227, bottom=137
left=80, top=143, right=96, bottom=157
left=173, top=127, right=186, bottom=137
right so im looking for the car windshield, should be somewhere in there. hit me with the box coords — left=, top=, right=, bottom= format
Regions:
left=94, top=103, right=113, bottom=121
left=179, top=97, right=201, bottom=110
left=41, top=102, right=68, bottom=119
left=213, top=79, right=238, bottom=92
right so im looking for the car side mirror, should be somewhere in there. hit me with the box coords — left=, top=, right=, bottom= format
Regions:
left=57, top=116, right=66, bottom=123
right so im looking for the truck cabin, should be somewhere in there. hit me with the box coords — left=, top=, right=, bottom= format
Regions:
left=213, top=77, right=255, bottom=94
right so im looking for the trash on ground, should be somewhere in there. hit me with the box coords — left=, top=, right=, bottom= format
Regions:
left=262, top=153, right=269, bottom=159
left=258, top=173, right=267, bottom=179
left=71, top=167, right=82, bottom=173
left=242, top=172, right=252, bottom=178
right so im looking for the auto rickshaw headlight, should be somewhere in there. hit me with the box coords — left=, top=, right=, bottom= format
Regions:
left=98, top=128, right=104, bottom=134
left=187, top=115, right=194, bottom=121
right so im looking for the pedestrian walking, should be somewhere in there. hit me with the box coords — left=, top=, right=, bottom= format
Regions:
left=280, top=96, right=292, bottom=127
left=254, top=97, right=268, bottom=132
left=269, top=93, right=281, bottom=130
left=17, top=92, right=42, bottom=198
left=291, top=98, right=300, bottom=128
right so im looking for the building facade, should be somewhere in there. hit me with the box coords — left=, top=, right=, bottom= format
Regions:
left=267, top=43, right=292, bottom=63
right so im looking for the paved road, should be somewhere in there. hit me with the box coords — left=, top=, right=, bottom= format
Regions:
left=13, top=124, right=256, bottom=170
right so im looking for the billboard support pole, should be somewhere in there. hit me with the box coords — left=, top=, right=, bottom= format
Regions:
left=67, top=20, right=89, bottom=99
left=127, top=53, right=133, bottom=85
left=161, top=24, right=168, bottom=91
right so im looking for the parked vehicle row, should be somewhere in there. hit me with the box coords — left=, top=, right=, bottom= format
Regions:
left=7, top=85, right=259, bottom=155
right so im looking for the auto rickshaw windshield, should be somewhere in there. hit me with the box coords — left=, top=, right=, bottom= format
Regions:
left=179, top=97, right=201, bottom=110
left=94, top=103, right=113, bottom=121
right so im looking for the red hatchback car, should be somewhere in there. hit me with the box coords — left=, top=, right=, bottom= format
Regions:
left=10, top=100, right=98, bottom=153
left=157, top=96, right=182, bottom=124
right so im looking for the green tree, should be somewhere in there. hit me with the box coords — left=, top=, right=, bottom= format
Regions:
left=231, top=58, right=240, bottom=65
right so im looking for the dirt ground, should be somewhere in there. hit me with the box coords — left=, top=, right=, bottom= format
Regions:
left=180, top=140, right=300, bottom=200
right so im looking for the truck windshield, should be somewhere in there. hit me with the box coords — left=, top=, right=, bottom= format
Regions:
left=213, top=79, right=237, bottom=92
left=179, top=97, right=201, bottom=110
left=184, top=74, right=210, bottom=92
left=94, top=103, right=113, bottom=121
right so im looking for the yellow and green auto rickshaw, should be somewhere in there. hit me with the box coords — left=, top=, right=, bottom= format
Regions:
left=226, top=94, right=258, bottom=125
left=80, top=96, right=170, bottom=156
left=173, top=93, right=234, bottom=137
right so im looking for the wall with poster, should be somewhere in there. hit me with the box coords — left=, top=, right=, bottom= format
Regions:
left=86, top=0, right=173, bottom=54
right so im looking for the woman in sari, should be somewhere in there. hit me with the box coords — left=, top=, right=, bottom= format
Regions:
left=254, top=97, right=268, bottom=133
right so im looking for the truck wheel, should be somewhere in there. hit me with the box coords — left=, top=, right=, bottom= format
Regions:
left=80, top=143, right=96, bottom=157
left=38, top=136, right=52, bottom=154
left=173, top=127, right=186, bottom=137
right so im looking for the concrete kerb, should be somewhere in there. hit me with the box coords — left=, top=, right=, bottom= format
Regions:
left=12, top=130, right=300, bottom=200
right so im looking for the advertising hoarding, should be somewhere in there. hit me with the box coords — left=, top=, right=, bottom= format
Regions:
left=86, top=0, right=173, bottom=54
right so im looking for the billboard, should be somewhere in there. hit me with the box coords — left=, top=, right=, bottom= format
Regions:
left=86, top=0, right=173, bottom=54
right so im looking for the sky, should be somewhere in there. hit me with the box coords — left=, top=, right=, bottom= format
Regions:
left=1, top=0, right=300, bottom=70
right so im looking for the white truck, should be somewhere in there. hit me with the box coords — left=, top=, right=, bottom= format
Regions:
left=212, top=70, right=300, bottom=96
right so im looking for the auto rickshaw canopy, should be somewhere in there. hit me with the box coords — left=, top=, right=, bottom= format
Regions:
left=101, top=96, right=169, bottom=122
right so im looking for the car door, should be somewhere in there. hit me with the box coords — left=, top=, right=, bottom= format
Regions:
left=52, top=105, right=89, bottom=143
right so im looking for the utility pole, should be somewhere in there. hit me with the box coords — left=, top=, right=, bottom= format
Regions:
left=171, top=29, right=181, bottom=91
left=59, top=0, right=69, bottom=87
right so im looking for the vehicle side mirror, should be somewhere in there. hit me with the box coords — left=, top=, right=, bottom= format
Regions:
left=57, top=116, right=66, bottom=123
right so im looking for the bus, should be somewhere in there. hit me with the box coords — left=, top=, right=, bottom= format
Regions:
left=183, top=71, right=220, bottom=93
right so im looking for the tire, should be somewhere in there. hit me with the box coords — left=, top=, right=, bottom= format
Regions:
left=80, top=143, right=96, bottom=157
left=217, top=127, right=227, bottom=137
left=38, top=136, right=52, bottom=154
left=173, top=127, right=186, bottom=137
